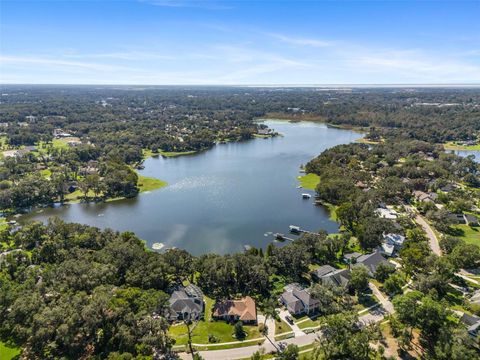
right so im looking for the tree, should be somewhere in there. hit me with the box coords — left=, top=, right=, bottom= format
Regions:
left=349, top=265, right=369, bottom=294
left=375, top=262, right=396, bottom=282
left=312, top=312, right=380, bottom=360
left=276, top=344, right=299, bottom=360
left=234, top=321, right=246, bottom=340
left=383, top=274, right=405, bottom=296
left=356, top=217, right=393, bottom=250
left=449, top=243, right=480, bottom=269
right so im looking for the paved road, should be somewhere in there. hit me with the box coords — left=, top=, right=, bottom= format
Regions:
left=408, top=207, right=442, bottom=256
left=179, top=302, right=392, bottom=360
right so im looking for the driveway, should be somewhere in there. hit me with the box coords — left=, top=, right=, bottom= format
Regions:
left=369, top=282, right=394, bottom=314
left=278, top=309, right=305, bottom=336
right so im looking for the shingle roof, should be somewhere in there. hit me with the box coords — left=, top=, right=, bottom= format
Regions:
left=322, top=269, right=351, bottom=287
left=213, top=296, right=257, bottom=321
left=356, top=252, right=391, bottom=274
left=313, top=265, right=336, bottom=278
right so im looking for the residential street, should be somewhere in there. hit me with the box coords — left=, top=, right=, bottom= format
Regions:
left=408, top=206, right=442, bottom=256
left=179, top=298, right=393, bottom=360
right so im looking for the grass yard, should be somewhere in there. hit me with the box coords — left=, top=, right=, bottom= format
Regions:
left=0, top=341, right=21, bottom=360
left=451, top=224, right=480, bottom=246
left=143, top=148, right=197, bottom=158
left=169, top=320, right=262, bottom=346
left=355, top=137, right=381, bottom=145
left=297, top=317, right=323, bottom=330
left=297, top=173, right=320, bottom=190
left=275, top=318, right=292, bottom=335
left=204, top=296, right=215, bottom=321
left=443, top=141, right=480, bottom=151
left=137, top=175, right=167, bottom=192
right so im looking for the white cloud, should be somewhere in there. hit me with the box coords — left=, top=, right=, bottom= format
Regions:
left=0, top=55, right=137, bottom=72
left=346, top=48, right=480, bottom=82
left=269, top=33, right=330, bottom=47
left=64, top=51, right=176, bottom=61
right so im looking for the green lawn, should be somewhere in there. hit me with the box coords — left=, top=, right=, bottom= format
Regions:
left=443, top=142, right=480, bottom=151
left=297, top=317, right=323, bottom=330
left=297, top=173, right=320, bottom=190
left=451, top=224, right=480, bottom=246
left=275, top=318, right=292, bottom=335
left=204, top=296, right=215, bottom=321
left=169, top=321, right=262, bottom=345
left=137, top=175, right=167, bottom=192
left=143, top=148, right=197, bottom=158
left=0, top=341, right=21, bottom=360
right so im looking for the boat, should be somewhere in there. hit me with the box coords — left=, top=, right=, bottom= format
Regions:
left=302, top=193, right=311, bottom=199
left=289, top=225, right=301, bottom=233
left=274, top=233, right=285, bottom=241
left=152, top=242, right=165, bottom=250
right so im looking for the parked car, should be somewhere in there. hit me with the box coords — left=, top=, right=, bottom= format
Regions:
left=286, top=315, right=294, bottom=324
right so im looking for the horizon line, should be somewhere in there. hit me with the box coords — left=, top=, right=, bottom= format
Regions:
left=1, top=83, right=480, bottom=88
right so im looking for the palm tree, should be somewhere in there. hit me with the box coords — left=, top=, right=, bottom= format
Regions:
left=260, top=297, right=279, bottom=350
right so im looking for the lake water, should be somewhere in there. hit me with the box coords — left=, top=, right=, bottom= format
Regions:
left=452, top=150, right=480, bottom=163
left=19, top=120, right=362, bottom=255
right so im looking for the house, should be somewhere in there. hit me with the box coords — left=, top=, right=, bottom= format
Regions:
left=311, top=265, right=350, bottom=287
left=167, top=284, right=204, bottom=322
left=343, top=252, right=362, bottom=264
left=53, top=128, right=72, bottom=138
left=66, top=139, right=82, bottom=147
left=2, top=150, right=20, bottom=158
left=376, top=207, right=398, bottom=220
left=380, top=233, right=406, bottom=257
left=25, top=115, right=37, bottom=123
left=448, top=213, right=467, bottom=225
left=280, top=284, right=319, bottom=316
left=413, top=190, right=437, bottom=203
left=380, top=243, right=395, bottom=257
left=469, top=289, right=480, bottom=305
left=465, top=214, right=479, bottom=227
left=439, top=183, right=455, bottom=193
left=460, top=313, right=480, bottom=337
left=354, top=251, right=392, bottom=276
left=212, top=296, right=257, bottom=324
left=2, top=148, right=33, bottom=158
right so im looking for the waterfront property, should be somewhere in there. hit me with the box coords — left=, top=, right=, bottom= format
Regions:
left=167, top=284, right=204, bottom=322
left=212, top=296, right=257, bottom=324
left=354, top=252, right=392, bottom=276
left=311, top=265, right=350, bottom=287
left=280, top=283, right=319, bottom=316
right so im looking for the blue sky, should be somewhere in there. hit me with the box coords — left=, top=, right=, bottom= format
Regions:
left=1, top=0, right=479, bottom=85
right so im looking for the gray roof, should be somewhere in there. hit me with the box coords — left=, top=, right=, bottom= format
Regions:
left=292, top=288, right=317, bottom=307
left=168, top=286, right=204, bottom=320
left=322, top=269, right=351, bottom=287
left=312, top=266, right=351, bottom=287
left=313, top=265, right=336, bottom=278
left=355, top=252, right=391, bottom=274
left=344, top=252, right=361, bottom=261
left=461, top=313, right=480, bottom=327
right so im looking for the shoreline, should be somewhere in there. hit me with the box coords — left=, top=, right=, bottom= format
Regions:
left=443, top=142, right=480, bottom=151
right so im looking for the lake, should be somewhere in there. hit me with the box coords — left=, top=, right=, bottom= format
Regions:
left=452, top=150, right=480, bottom=163
left=19, top=120, right=362, bottom=255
